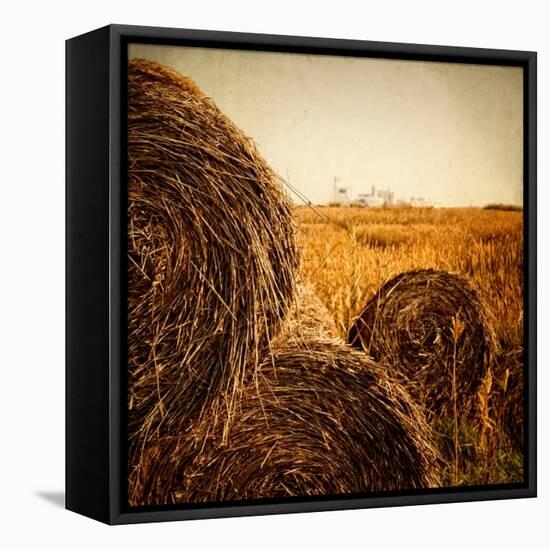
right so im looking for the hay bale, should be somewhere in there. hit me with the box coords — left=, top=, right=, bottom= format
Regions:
left=284, top=283, right=340, bottom=342
left=493, top=347, right=524, bottom=451
left=127, top=59, right=299, bottom=437
left=348, top=269, right=498, bottom=419
left=129, top=339, right=439, bottom=506
left=502, top=349, right=525, bottom=451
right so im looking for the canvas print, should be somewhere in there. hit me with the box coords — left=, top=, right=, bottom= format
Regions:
left=126, top=45, right=524, bottom=508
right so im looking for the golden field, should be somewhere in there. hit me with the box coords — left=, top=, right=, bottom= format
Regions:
left=295, top=204, right=524, bottom=486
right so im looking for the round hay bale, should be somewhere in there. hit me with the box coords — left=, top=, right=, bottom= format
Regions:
left=284, top=283, right=340, bottom=343
left=127, top=59, right=299, bottom=436
left=129, top=339, right=439, bottom=506
left=493, top=347, right=524, bottom=451
left=347, top=269, right=499, bottom=419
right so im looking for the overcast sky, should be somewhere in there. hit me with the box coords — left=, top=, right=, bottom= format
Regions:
left=129, top=44, right=523, bottom=207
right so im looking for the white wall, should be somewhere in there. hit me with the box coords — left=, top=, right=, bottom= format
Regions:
left=1, top=1, right=546, bottom=548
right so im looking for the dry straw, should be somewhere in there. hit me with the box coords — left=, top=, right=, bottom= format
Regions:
left=129, top=338, right=439, bottom=505
left=348, top=269, right=499, bottom=420
left=127, top=58, right=299, bottom=439
left=493, top=346, right=524, bottom=450
left=127, top=59, right=440, bottom=507
left=285, top=283, right=340, bottom=342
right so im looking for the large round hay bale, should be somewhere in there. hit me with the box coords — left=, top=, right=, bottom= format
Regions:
left=348, top=269, right=498, bottom=419
left=128, top=339, right=439, bottom=506
left=127, top=59, right=299, bottom=437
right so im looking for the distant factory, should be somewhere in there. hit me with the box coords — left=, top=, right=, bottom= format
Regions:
left=332, top=177, right=352, bottom=204
left=355, top=186, right=395, bottom=207
left=331, top=178, right=428, bottom=207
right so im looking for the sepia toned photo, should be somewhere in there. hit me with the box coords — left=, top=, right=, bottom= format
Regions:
left=126, top=44, right=525, bottom=508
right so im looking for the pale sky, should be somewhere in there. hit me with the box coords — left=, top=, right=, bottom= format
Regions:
left=129, top=44, right=523, bottom=207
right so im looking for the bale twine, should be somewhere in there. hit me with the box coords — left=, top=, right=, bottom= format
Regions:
left=348, top=269, right=499, bottom=420
left=127, top=59, right=299, bottom=437
left=128, top=338, right=439, bottom=506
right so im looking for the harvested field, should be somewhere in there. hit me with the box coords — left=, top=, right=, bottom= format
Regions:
left=126, top=58, right=524, bottom=507
left=296, top=205, right=524, bottom=486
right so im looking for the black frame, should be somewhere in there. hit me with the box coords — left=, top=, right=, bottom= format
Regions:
left=66, top=24, right=537, bottom=525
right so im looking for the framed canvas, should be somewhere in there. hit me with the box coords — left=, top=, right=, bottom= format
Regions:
left=66, top=24, right=537, bottom=525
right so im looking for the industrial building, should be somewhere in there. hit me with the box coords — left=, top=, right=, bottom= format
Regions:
left=354, top=186, right=394, bottom=207
left=331, top=179, right=428, bottom=207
